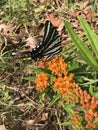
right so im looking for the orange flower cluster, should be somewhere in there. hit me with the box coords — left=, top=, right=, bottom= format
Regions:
left=64, top=83, right=79, bottom=104
left=47, top=56, right=74, bottom=96
left=37, top=56, right=74, bottom=96
left=34, top=73, right=49, bottom=92
left=64, top=83, right=98, bottom=129
left=69, top=113, right=83, bottom=130
left=84, top=96, right=98, bottom=130
left=34, top=56, right=98, bottom=129
left=73, top=84, right=98, bottom=130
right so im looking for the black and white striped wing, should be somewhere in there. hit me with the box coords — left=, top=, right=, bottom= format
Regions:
left=30, top=21, right=62, bottom=60
left=42, top=20, right=62, bottom=59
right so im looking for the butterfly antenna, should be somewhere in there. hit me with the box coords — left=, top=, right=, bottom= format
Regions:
left=12, top=51, right=31, bottom=56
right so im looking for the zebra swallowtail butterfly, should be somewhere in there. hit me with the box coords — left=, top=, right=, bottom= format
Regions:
left=12, top=21, right=62, bottom=61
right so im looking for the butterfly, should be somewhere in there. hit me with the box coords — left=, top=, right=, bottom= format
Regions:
left=12, top=21, right=62, bottom=61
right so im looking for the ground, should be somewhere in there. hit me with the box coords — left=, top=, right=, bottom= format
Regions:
left=0, top=0, right=98, bottom=130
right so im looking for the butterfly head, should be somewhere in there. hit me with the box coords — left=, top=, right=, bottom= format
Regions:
left=30, top=50, right=37, bottom=61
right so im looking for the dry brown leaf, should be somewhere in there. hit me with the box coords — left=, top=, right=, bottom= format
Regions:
left=25, top=35, right=39, bottom=51
left=85, top=10, right=92, bottom=20
left=71, top=20, right=79, bottom=29
left=41, top=113, right=48, bottom=121
left=74, top=11, right=82, bottom=18
left=0, top=125, right=7, bottom=130
left=47, top=12, right=62, bottom=28
left=24, top=112, right=48, bottom=130
left=24, top=119, right=46, bottom=129
left=57, top=21, right=64, bottom=34
left=0, top=22, right=24, bottom=44
left=6, top=34, right=24, bottom=44
left=25, top=119, right=35, bottom=126
left=0, top=23, right=16, bottom=35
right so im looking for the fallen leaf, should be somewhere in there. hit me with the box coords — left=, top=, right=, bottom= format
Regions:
left=47, top=12, right=62, bottom=28
left=0, top=22, right=24, bottom=44
left=25, top=35, right=39, bottom=51
left=6, top=34, right=24, bottom=44
left=41, top=113, right=48, bottom=121
left=0, top=125, right=7, bottom=130
left=0, top=23, right=15, bottom=35
left=25, top=119, right=35, bottom=126
left=57, top=21, right=64, bottom=33
left=74, top=10, right=82, bottom=18
left=86, top=10, right=92, bottom=20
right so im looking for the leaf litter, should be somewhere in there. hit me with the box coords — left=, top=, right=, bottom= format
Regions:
left=0, top=0, right=98, bottom=130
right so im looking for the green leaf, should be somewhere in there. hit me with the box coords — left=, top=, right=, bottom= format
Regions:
left=23, top=76, right=35, bottom=81
left=81, top=77, right=98, bottom=85
left=28, top=67, right=44, bottom=73
left=28, top=67, right=51, bottom=74
left=64, top=20, right=98, bottom=72
left=61, top=101, right=75, bottom=114
left=78, top=16, right=98, bottom=60
left=48, top=94, right=61, bottom=107
left=58, top=121, right=71, bottom=126
left=0, top=62, right=9, bottom=69
left=89, top=85, right=98, bottom=98
left=34, top=5, right=45, bottom=13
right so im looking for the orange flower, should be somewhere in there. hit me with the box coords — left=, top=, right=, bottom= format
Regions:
left=85, top=111, right=97, bottom=129
left=38, top=58, right=47, bottom=68
left=53, top=75, right=74, bottom=97
left=69, top=113, right=83, bottom=130
left=95, top=116, right=98, bottom=122
left=34, top=73, right=49, bottom=92
left=47, top=56, right=67, bottom=77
